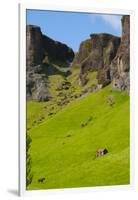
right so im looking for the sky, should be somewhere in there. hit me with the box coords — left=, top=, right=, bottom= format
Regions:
left=27, top=9, right=122, bottom=52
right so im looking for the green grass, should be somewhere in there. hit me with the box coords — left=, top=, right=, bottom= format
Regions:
left=27, top=85, right=130, bottom=190
left=26, top=70, right=99, bottom=131
left=82, top=71, right=97, bottom=89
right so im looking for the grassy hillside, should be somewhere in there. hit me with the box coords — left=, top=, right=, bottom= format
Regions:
left=27, top=70, right=98, bottom=130
left=27, top=85, right=130, bottom=190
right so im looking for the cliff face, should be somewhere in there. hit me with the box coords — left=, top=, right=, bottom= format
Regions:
left=26, top=25, right=74, bottom=68
left=110, top=16, right=130, bottom=92
left=26, top=15, right=130, bottom=102
left=72, top=39, right=92, bottom=67
left=73, top=33, right=120, bottom=86
left=72, top=15, right=130, bottom=93
left=26, top=25, right=74, bottom=101
left=26, top=25, right=44, bottom=67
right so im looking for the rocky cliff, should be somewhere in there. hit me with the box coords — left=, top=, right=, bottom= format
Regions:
left=79, top=33, right=120, bottom=86
left=72, top=15, right=130, bottom=93
left=72, top=39, right=92, bottom=67
left=26, top=15, right=130, bottom=102
left=26, top=25, right=74, bottom=68
left=26, top=25, right=74, bottom=101
left=110, top=15, right=130, bottom=92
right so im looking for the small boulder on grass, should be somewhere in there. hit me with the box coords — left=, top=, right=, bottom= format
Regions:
left=80, top=116, right=93, bottom=128
left=108, top=95, right=115, bottom=107
left=38, top=177, right=46, bottom=183
left=66, top=134, right=71, bottom=138
left=81, top=123, right=86, bottom=128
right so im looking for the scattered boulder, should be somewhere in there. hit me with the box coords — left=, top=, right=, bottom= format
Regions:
left=74, top=94, right=81, bottom=99
left=66, top=134, right=71, bottom=138
left=81, top=116, right=93, bottom=127
left=36, top=87, right=51, bottom=102
left=38, top=177, right=46, bottom=183
left=57, top=81, right=71, bottom=91
left=57, top=91, right=64, bottom=97
left=81, top=123, right=86, bottom=128
left=107, top=95, right=115, bottom=107
left=90, top=84, right=102, bottom=92
left=48, top=112, right=54, bottom=116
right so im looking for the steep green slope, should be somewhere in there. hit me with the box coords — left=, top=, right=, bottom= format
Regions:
left=27, top=85, right=130, bottom=190
left=27, top=70, right=98, bottom=130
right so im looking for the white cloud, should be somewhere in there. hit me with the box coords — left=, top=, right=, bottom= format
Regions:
left=101, top=15, right=122, bottom=31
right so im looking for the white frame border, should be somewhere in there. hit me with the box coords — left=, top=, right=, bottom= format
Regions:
left=19, top=2, right=135, bottom=196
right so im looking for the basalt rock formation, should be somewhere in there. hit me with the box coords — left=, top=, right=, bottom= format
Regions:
left=26, top=15, right=130, bottom=102
left=73, top=33, right=120, bottom=87
left=26, top=25, right=74, bottom=101
left=72, top=39, right=92, bottom=67
left=26, top=25, right=74, bottom=68
left=72, top=15, right=130, bottom=93
left=110, top=15, right=130, bottom=93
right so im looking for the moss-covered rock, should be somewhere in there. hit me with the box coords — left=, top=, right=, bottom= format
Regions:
left=26, top=25, right=75, bottom=101
left=72, top=33, right=120, bottom=87
left=72, top=39, right=92, bottom=66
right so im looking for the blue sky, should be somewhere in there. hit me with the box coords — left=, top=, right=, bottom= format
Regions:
left=27, top=9, right=122, bottom=52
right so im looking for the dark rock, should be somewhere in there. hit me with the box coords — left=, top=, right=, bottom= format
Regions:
left=66, top=134, right=71, bottom=137
left=90, top=84, right=99, bottom=92
left=26, top=25, right=44, bottom=67
left=79, top=33, right=120, bottom=86
left=57, top=98, right=69, bottom=106
left=81, top=123, right=85, bottom=128
left=38, top=178, right=45, bottom=183
left=36, top=90, right=51, bottom=102
left=26, top=25, right=75, bottom=102
left=107, top=95, right=115, bottom=107
left=57, top=91, right=64, bottom=97
left=74, top=94, right=79, bottom=98
left=57, top=101, right=62, bottom=106
left=81, top=89, right=89, bottom=95
left=81, top=116, right=93, bottom=128
left=48, top=112, right=54, bottom=116
left=72, top=39, right=92, bottom=66
left=26, top=25, right=74, bottom=68
left=110, top=16, right=130, bottom=93
left=73, top=16, right=130, bottom=93
left=57, top=81, right=71, bottom=91
left=26, top=71, right=50, bottom=101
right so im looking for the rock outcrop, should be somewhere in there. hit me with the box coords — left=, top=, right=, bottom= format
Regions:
left=26, top=25, right=74, bottom=101
left=72, top=15, right=130, bottom=93
left=74, top=33, right=120, bottom=86
left=72, top=39, right=92, bottom=67
left=110, top=16, right=130, bottom=92
left=26, top=25, right=44, bottom=67
left=27, top=25, right=74, bottom=68
left=26, top=15, right=130, bottom=102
